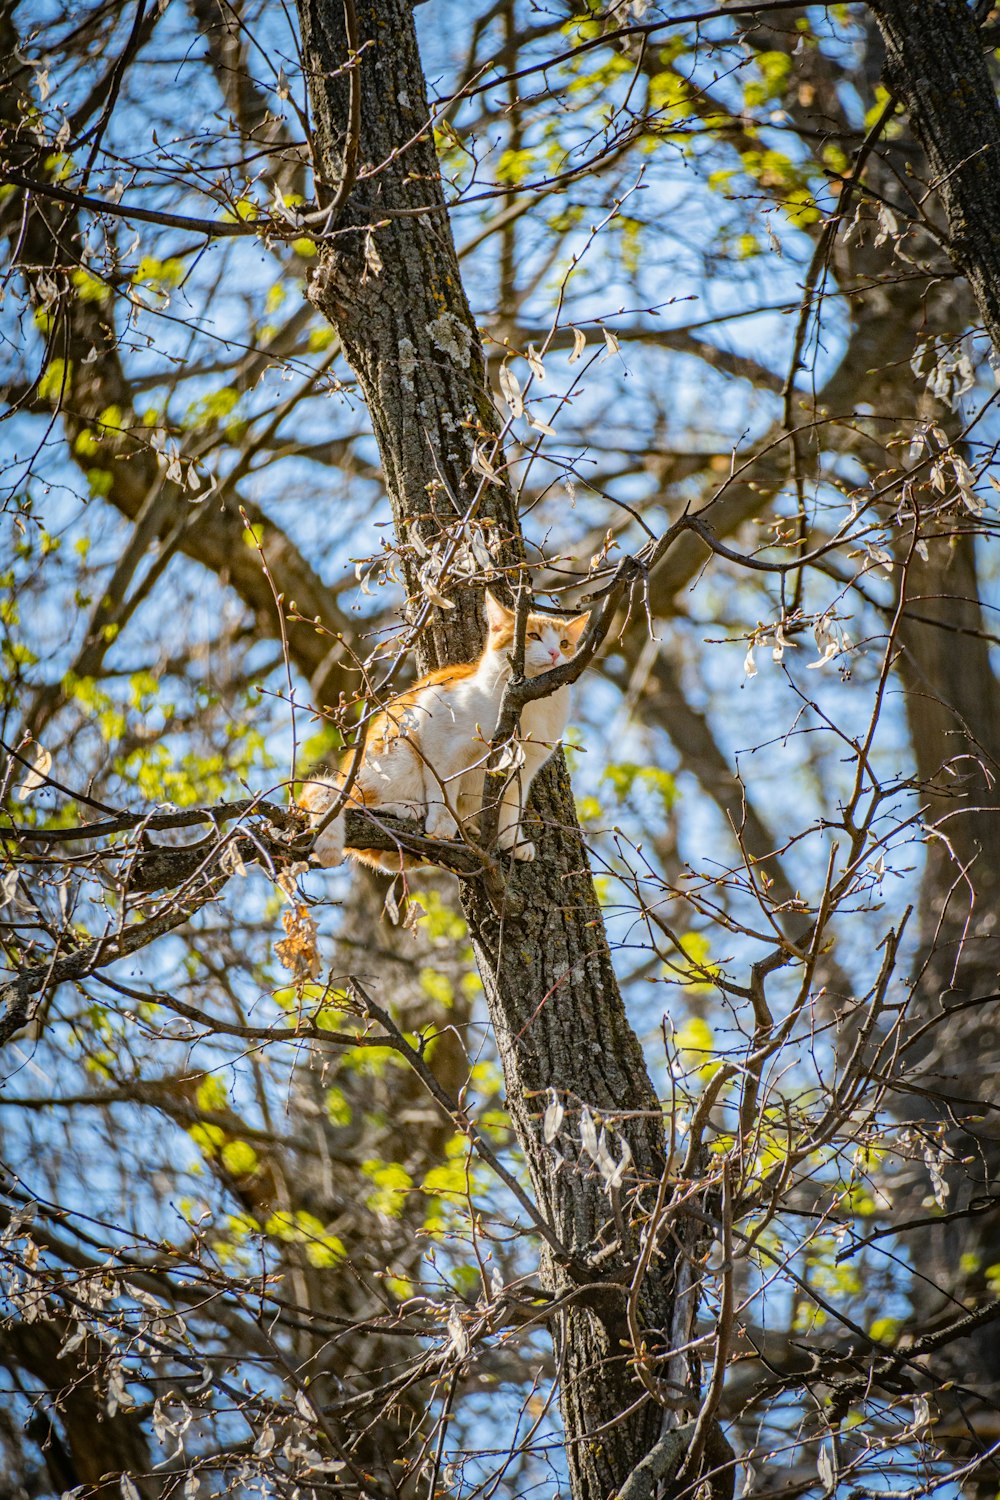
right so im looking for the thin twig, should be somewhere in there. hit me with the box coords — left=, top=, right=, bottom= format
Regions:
left=350, top=979, right=571, bottom=1261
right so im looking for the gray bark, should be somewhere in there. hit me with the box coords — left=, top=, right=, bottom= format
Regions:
left=869, top=0, right=1000, bottom=353
left=862, top=6, right=1000, bottom=1482
left=294, top=1, right=730, bottom=1494
left=864, top=1, right=1000, bottom=942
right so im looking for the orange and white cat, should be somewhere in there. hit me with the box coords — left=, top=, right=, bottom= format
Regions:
left=300, top=592, right=589, bottom=872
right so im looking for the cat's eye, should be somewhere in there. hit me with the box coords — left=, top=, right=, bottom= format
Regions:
left=560, top=638, right=569, bottom=650
left=527, top=630, right=541, bottom=640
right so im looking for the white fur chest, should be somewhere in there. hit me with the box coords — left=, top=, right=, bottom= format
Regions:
left=519, top=683, right=570, bottom=748
left=416, top=673, right=570, bottom=754
left=468, top=670, right=570, bottom=750
left=416, top=676, right=498, bottom=754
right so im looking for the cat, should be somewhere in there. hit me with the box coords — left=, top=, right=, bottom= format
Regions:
left=299, top=591, right=589, bottom=873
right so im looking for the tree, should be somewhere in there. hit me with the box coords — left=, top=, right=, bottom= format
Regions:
left=2, top=1, right=1000, bottom=1497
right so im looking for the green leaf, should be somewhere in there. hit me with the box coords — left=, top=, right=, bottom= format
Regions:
left=70, top=268, right=110, bottom=305
left=38, top=358, right=72, bottom=402
left=362, top=1159, right=414, bottom=1218
left=221, top=1140, right=259, bottom=1177
left=868, top=1316, right=901, bottom=1344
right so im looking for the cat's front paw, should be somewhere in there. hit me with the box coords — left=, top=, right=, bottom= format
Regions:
left=512, top=839, right=535, bottom=862
left=312, top=824, right=346, bottom=867
left=378, top=803, right=422, bottom=822
left=424, top=805, right=459, bottom=840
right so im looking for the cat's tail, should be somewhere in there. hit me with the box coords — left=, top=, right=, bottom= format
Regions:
left=350, top=848, right=424, bottom=875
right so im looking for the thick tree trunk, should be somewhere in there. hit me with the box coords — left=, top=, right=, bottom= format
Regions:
left=869, top=0, right=1000, bottom=353
left=865, top=0, right=1000, bottom=900
left=295, top=3, right=730, bottom=1495
left=864, top=7, right=1000, bottom=1486
left=0, top=1323, right=156, bottom=1499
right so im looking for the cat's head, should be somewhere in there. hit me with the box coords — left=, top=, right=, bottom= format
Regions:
left=484, top=591, right=590, bottom=677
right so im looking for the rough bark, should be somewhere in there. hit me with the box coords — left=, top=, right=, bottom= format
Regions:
left=863, top=3, right=1000, bottom=925
left=294, top=2, right=727, bottom=1495
left=869, top=0, right=1000, bottom=353
left=0, top=12, right=470, bottom=1484
left=861, top=7, right=1000, bottom=1482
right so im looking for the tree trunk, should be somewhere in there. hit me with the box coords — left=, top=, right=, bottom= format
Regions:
left=0, top=1323, right=156, bottom=1500
left=864, top=6, right=1000, bottom=1485
left=295, top=2, right=730, bottom=1495
left=869, top=0, right=1000, bottom=353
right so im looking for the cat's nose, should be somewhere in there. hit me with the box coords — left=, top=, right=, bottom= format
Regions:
left=548, top=647, right=560, bottom=663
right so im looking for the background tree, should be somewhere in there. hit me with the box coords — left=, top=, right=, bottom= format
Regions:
left=1, top=1, right=999, bottom=1498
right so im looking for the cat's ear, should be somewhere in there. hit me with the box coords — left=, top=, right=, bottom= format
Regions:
left=563, top=611, right=590, bottom=644
left=484, top=590, right=513, bottom=631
